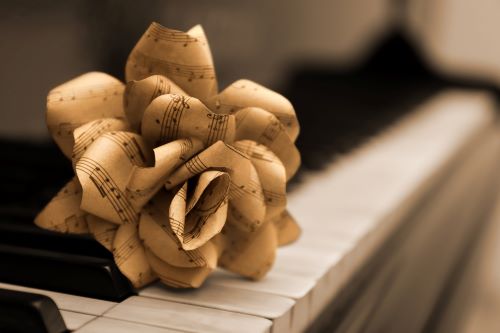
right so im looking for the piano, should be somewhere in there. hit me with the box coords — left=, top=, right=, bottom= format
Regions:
left=1, top=3, right=500, bottom=333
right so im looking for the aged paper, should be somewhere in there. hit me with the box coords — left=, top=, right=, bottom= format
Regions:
left=36, top=22, right=301, bottom=289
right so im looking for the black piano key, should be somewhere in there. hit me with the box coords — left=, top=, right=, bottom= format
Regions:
left=0, top=222, right=111, bottom=259
left=0, top=242, right=133, bottom=302
left=0, top=288, right=66, bottom=333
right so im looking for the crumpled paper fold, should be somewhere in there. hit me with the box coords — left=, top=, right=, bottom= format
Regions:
left=35, top=22, right=301, bottom=288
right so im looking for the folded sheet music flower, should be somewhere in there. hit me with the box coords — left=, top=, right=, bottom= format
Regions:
left=35, top=22, right=301, bottom=288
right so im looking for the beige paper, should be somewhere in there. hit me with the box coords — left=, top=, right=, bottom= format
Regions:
left=36, top=22, right=301, bottom=289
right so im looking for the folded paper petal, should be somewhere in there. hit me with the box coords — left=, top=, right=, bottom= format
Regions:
left=75, top=132, right=153, bottom=224
left=141, top=94, right=235, bottom=147
left=72, top=118, right=130, bottom=165
left=34, top=177, right=89, bottom=234
left=233, top=140, right=287, bottom=221
left=145, top=247, right=217, bottom=288
left=206, top=79, right=300, bottom=141
left=126, top=23, right=217, bottom=102
left=173, top=170, right=230, bottom=250
left=112, top=221, right=157, bottom=288
left=127, top=138, right=204, bottom=210
left=272, top=210, right=301, bottom=246
left=234, top=107, right=300, bottom=180
left=219, top=221, right=277, bottom=280
left=87, top=214, right=118, bottom=251
left=124, top=74, right=188, bottom=131
left=46, top=72, right=126, bottom=158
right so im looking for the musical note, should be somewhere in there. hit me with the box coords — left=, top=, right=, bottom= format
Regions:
left=111, top=222, right=157, bottom=287
left=258, top=116, right=282, bottom=144
left=46, top=72, right=126, bottom=158
left=130, top=50, right=215, bottom=80
left=63, top=214, right=89, bottom=233
left=206, top=113, right=231, bottom=145
left=88, top=217, right=118, bottom=251
left=262, top=189, right=286, bottom=207
left=77, top=157, right=139, bottom=224
left=158, top=95, right=189, bottom=143
left=206, top=79, right=299, bottom=141
left=34, top=178, right=90, bottom=234
left=47, top=81, right=124, bottom=105
left=147, top=23, right=201, bottom=44
left=126, top=23, right=218, bottom=101
left=232, top=140, right=277, bottom=163
left=72, top=118, right=129, bottom=162
left=51, top=122, right=77, bottom=137
left=104, top=131, right=149, bottom=165
left=184, top=155, right=208, bottom=175
left=142, top=94, right=235, bottom=148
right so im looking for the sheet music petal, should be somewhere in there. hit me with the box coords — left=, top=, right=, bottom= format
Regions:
left=233, top=140, right=287, bottom=221
left=272, top=210, right=301, bottom=246
left=46, top=72, right=126, bottom=158
left=206, top=79, right=300, bottom=141
left=113, top=221, right=157, bottom=288
left=34, top=177, right=89, bottom=234
left=124, top=74, right=188, bottom=131
left=141, top=94, right=235, bottom=147
left=234, top=107, right=300, bottom=180
left=126, top=22, right=217, bottom=102
left=219, top=221, right=277, bottom=280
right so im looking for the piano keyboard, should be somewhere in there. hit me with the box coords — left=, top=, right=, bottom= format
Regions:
left=1, top=89, right=499, bottom=333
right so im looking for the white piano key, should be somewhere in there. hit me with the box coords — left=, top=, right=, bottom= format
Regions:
left=209, top=269, right=313, bottom=301
left=277, top=234, right=365, bottom=321
left=60, top=311, right=95, bottom=331
left=291, top=235, right=355, bottom=254
left=289, top=92, right=494, bottom=220
left=297, top=220, right=374, bottom=269
left=76, top=317, right=183, bottom=333
left=284, top=90, right=497, bottom=326
left=273, top=246, right=340, bottom=280
left=292, top=212, right=368, bottom=247
left=139, top=282, right=294, bottom=333
left=104, top=296, right=272, bottom=333
left=273, top=245, right=355, bottom=323
left=208, top=270, right=314, bottom=333
left=0, top=282, right=116, bottom=316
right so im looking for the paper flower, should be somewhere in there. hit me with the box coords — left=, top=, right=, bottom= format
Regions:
left=35, top=22, right=301, bottom=288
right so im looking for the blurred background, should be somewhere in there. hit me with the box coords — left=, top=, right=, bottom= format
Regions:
left=1, top=1, right=500, bottom=332
left=2, top=0, right=499, bottom=139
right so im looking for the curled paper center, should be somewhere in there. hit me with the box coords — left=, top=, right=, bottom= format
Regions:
left=35, top=22, right=301, bottom=289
